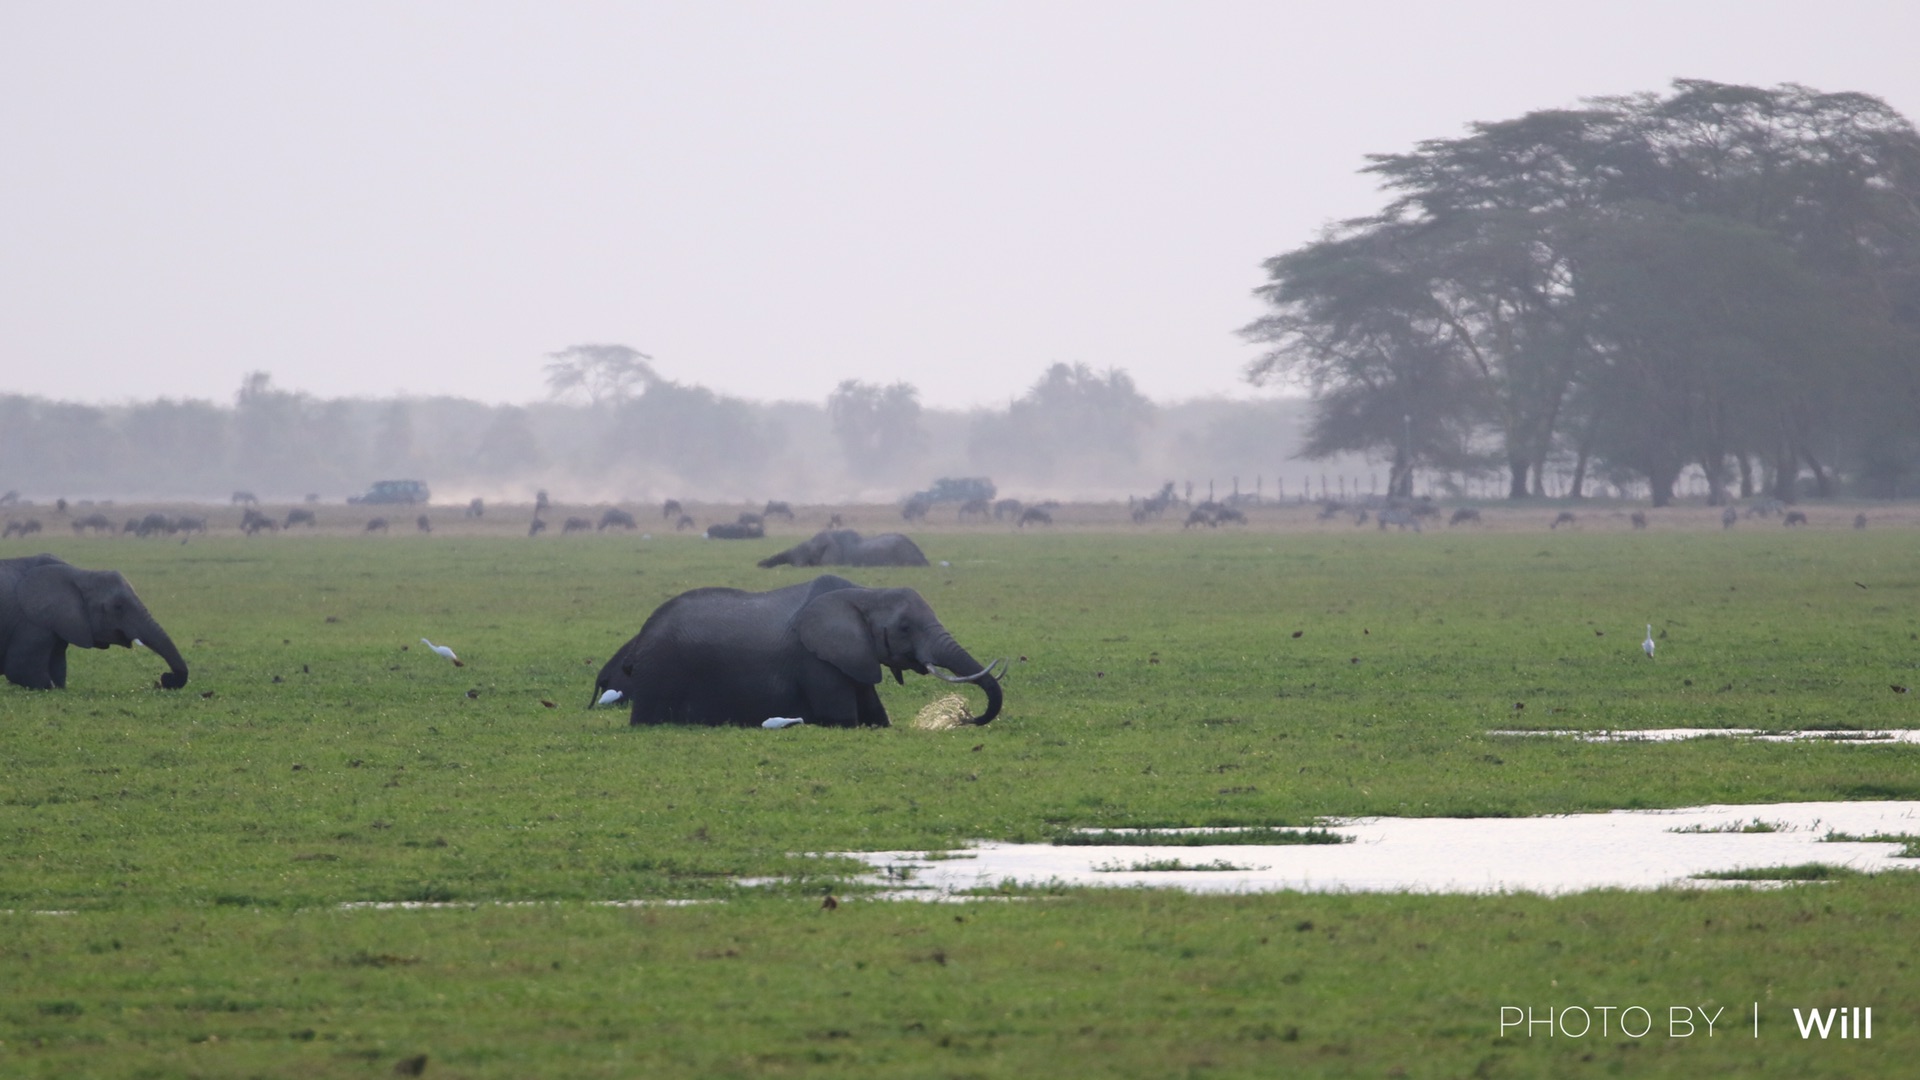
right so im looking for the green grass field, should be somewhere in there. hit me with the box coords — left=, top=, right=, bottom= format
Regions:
left=4, top=515, right=1919, bottom=1076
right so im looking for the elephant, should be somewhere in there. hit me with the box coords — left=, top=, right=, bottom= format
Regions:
left=0, top=554, right=189, bottom=690
left=591, top=574, right=1002, bottom=727
left=706, top=521, right=763, bottom=540
left=758, top=529, right=929, bottom=569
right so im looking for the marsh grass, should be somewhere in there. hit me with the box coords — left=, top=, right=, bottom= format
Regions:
left=4, top=523, right=1920, bottom=1075
left=1694, top=863, right=1866, bottom=881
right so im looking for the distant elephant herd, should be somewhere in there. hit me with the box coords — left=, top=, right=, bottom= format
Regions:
left=0, top=506, right=1004, bottom=728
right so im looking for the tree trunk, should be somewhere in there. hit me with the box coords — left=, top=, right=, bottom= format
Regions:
left=1737, top=454, right=1754, bottom=499
left=1507, top=455, right=1531, bottom=499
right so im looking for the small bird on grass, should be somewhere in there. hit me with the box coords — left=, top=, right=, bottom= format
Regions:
left=1642, top=625, right=1656, bottom=659
left=421, top=638, right=463, bottom=667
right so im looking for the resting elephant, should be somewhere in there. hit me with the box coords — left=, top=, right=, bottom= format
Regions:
left=0, top=554, right=189, bottom=690
left=757, top=529, right=929, bottom=568
left=592, top=574, right=1002, bottom=727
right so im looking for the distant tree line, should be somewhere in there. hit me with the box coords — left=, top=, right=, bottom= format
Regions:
left=0, top=362, right=1336, bottom=505
left=1242, top=80, right=1920, bottom=504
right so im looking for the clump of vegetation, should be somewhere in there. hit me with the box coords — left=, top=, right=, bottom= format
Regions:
left=1694, top=863, right=1864, bottom=881
left=1055, top=827, right=1350, bottom=847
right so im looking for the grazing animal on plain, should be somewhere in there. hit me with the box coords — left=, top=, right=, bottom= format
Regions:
left=172, top=515, right=207, bottom=535
left=957, top=498, right=992, bottom=522
left=1449, top=508, right=1481, bottom=526
left=466, top=498, right=485, bottom=519
left=241, top=508, right=278, bottom=535
left=736, top=512, right=764, bottom=528
left=133, top=513, right=174, bottom=538
left=1353, top=509, right=1370, bottom=527
left=71, top=513, right=116, bottom=535
left=1721, top=507, right=1738, bottom=529
left=1630, top=511, right=1648, bottom=530
left=763, top=500, right=795, bottom=521
left=592, top=574, right=1002, bottom=728
left=1746, top=498, right=1785, bottom=519
left=662, top=498, right=683, bottom=520
left=231, top=491, right=259, bottom=507
left=1855, top=513, right=1869, bottom=530
left=3, top=520, right=44, bottom=539
left=705, top=521, right=765, bottom=540
left=562, top=517, right=592, bottom=534
left=364, top=518, right=390, bottom=533
left=758, top=530, right=929, bottom=568
left=1376, top=508, right=1421, bottom=532
left=1550, top=511, right=1576, bottom=530
left=675, top=514, right=696, bottom=531
left=993, top=498, right=1025, bottom=522
left=0, top=554, right=189, bottom=690
left=1783, top=511, right=1808, bottom=527
left=416, top=515, right=433, bottom=533
left=1316, top=500, right=1345, bottom=521
left=284, top=508, right=316, bottom=528
left=901, top=497, right=931, bottom=522
left=1018, top=507, right=1052, bottom=527
left=599, top=508, right=638, bottom=531
left=528, top=517, right=547, bottom=537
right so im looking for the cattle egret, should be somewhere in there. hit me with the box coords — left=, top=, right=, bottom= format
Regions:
left=1642, top=625, right=1656, bottom=659
left=421, top=638, right=463, bottom=666
left=596, top=688, right=624, bottom=706
left=763, top=717, right=806, bottom=729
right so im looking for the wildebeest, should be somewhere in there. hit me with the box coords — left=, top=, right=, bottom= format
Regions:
left=957, top=498, right=992, bottom=522
left=1721, top=507, right=1738, bottom=529
left=231, top=491, right=259, bottom=506
left=365, top=518, right=389, bottom=533
left=1018, top=507, right=1053, bottom=527
left=1376, top=508, right=1421, bottom=532
left=1855, top=513, right=1869, bottom=530
left=901, top=497, right=931, bottom=522
left=706, top=521, right=764, bottom=540
left=674, top=514, right=696, bottom=531
left=763, top=500, right=795, bottom=521
left=466, top=497, right=485, bottom=519
left=562, top=517, right=592, bottom=534
left=1550, top=511, right=1576, bottom=530
left=599, top=508, right=638, bottom=531
left=172, top=515, right=208, bottom=535
left=661, top=498, right=683, bottom=520
left=2, top=519, right=43, bottom=538
left=284, top=508, right=317, bottom=528
left=758, top=529, right=929, bottom=568
left=416, top=515, right=433, bottom=533
left=1448, top=508, right=1481, bottom=526
left=994, top=498, right=1025, bottom=522
left=1783, top=511, right=1809, bottom=527
left=1631, top=511, right=1648, bottom=530
left=528, top=518, right=547, bottom=537
left=71, top=513, right=116, bottom=535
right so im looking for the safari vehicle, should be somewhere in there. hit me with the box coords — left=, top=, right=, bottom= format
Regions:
left=349, top=479, right=431, bottom=505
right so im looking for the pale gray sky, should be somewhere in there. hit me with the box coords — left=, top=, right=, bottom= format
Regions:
left=4, top=1, right=1915, bottom=409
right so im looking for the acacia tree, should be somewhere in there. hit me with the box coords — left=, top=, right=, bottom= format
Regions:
left=1247, top=80, right=1920, bottom=501
left=543, top=344, right=658, bottom=407
left=967, top=363, right=1154, bottom=487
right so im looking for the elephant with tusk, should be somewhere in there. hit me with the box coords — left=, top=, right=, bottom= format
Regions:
left=0, top=554, right=189, bottom=690
left=592, top=574, right=1001, bottom=727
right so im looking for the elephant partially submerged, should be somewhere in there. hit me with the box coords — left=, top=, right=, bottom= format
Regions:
left=592, top=574, right=1002, bottom=727
left=0, top=554, right=189, bottom=690
left=757, top=529, right=929, bottom=569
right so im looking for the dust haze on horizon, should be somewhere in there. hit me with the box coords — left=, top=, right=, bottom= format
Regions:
left=4, top=2, right=1918, bottom=411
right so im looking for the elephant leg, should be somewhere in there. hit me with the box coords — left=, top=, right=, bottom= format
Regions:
left=801, top=680, right=866, bottom=728
left=4, top=636, right=56, bottom=690
left=854, top=684, right=891, bottom=728
left=49, top=642, right=67, bottom=689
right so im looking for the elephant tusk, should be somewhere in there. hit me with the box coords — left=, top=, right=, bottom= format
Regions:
left=934, top=658, right=1006, bottom=684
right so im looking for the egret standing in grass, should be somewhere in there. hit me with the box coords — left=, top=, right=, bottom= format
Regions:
left=1642, top=625, right=1656, bottom=659
left=421, top=638, right=463, bottom=666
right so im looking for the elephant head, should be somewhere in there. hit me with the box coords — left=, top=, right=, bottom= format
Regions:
left=795, top=586, right=1001, bottom=724
left=759, top=529, right=854, bottom=569
left=19, top=563, right=189, bottom=688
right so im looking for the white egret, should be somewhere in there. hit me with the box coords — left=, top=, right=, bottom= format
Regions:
left=595, top=688, right=624, bottom=706
left=762, top=717, right=806, bottom=729
left=1642, top=625, right=1656, bottom=659
left=420, top=638, right=463, bottom=666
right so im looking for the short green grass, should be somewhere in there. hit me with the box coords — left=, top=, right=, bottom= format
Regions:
left=4, top=524, right=1920, bottom=1076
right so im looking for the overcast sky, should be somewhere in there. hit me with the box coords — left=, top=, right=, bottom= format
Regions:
left=4, top=2, right=1916, bottom=411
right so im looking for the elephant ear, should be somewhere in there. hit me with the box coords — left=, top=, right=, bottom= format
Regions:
left=19, top=564, right=92, bottom=646
left=795, top=591, right=882, bottom=685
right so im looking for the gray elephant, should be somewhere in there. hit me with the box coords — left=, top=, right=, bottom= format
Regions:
left=757, top=529, right=929, bottom=568
left=592, top=574, right=1002, bottom=727
left=0, top=554, right=189, bottom=690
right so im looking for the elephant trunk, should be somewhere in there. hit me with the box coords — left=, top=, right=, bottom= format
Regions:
left=924, top=632, right=1002, bottom=725
left=132, top=613, right=189, bottom=689
left=757, top=549, right=793, bottom=568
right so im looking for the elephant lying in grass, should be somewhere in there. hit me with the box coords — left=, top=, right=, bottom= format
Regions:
left=592, top=574, right=1001, bottom=727
left=0, top=554, right=189, bottom=690
left=757, top=529, right=928, bottom=568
